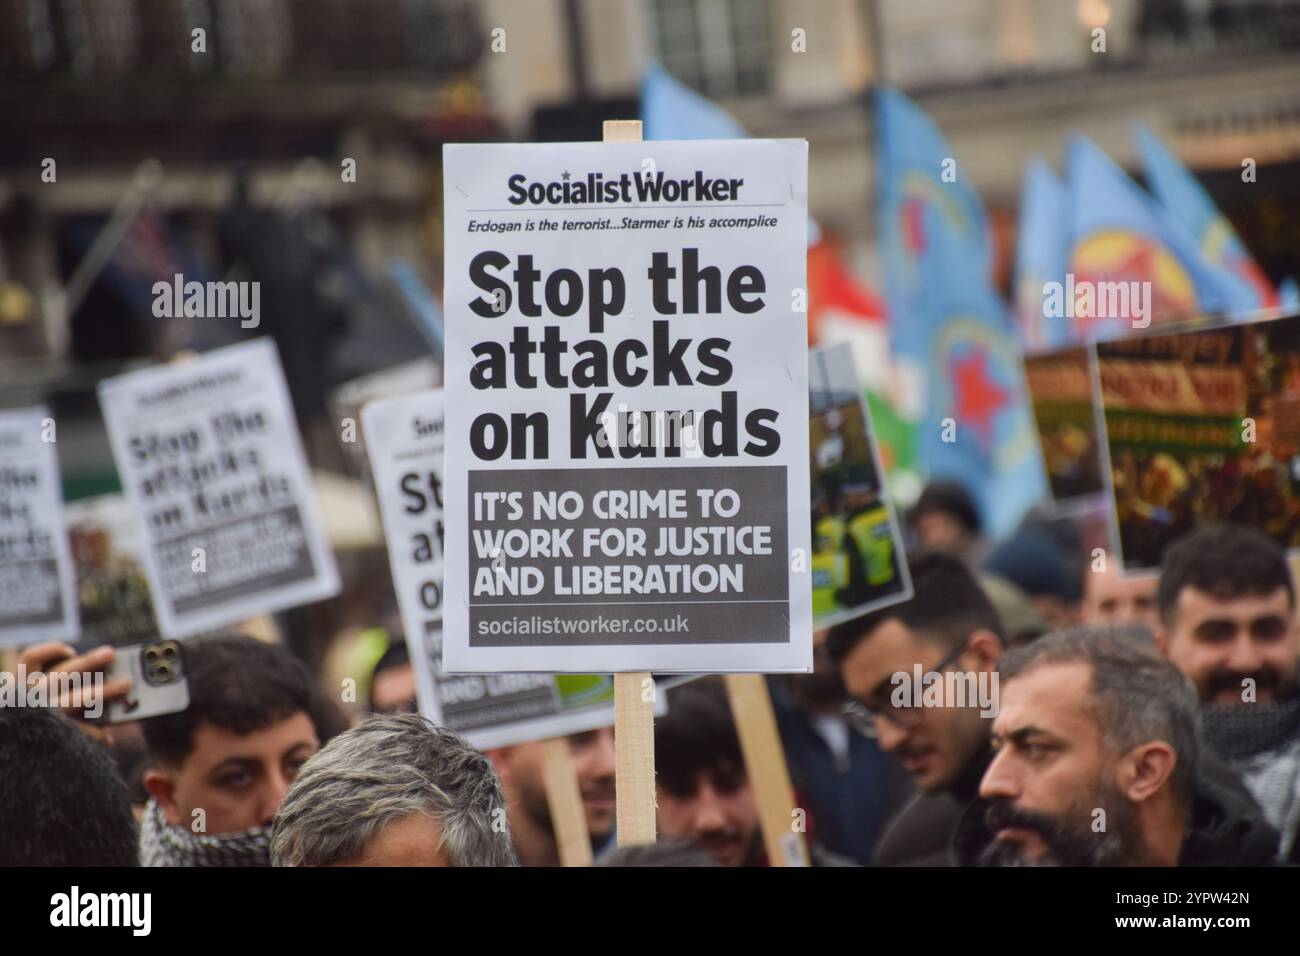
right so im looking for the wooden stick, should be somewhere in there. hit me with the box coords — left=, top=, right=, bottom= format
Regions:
left=601, top=118, right=658, bottom=849
left=540, top=736, right=593, bottom=867
left=614, top=672, right=657, bottom=846
left=725, top=673, right=810, bottom=866
left=602, top=119, right=643, bottom=145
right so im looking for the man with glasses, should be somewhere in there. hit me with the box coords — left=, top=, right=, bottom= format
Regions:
left=1157, top=524, right=1300, bottom=862
left=827, top=552, right=1004, bottom=865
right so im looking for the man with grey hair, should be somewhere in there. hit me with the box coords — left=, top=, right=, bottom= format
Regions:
left=958, top=625, right=1277, bottom=866
left=271, top=714, right=516, bottom=867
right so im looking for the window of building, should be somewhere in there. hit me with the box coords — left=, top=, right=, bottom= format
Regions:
left=649, top=0, right=772, bottom=98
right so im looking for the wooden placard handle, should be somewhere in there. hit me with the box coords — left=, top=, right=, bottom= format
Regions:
left=725, top=673, right=810, bottom=867
left=540, top=736, right=594, bottom=866
left=614, top=672, right=657, bottom=846
left=602, top=118, right=660, bottom=849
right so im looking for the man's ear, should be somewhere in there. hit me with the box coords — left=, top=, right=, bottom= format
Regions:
left=1119, top=741, right=1177, bottom=804
left=143, top=767, right=181, bottom=826
left=1153, top=627, right=1169, bottom=656
left=966, top=629, right=1003, bottom=672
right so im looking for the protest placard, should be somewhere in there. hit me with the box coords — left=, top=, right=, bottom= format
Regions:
left=328, top=357, right=441, bottom=483
left=1095, top=311, right=1300, bottom=569
left=1024, top=345, right=1106, bottom=507
left=362, top=389, right=666, bottom=750
left=440, top=135, right=812, bottom=674
left=98, top=339, right=340, bottom=637
left=64, top=494, right=158, bottom=647
left=808, top=343, right=911, bottom=626
left=0, top=407, right=78, bottom=645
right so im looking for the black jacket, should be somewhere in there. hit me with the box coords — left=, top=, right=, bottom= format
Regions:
left=873, top=747, right=992, bottom=867
left=950, top=749, right=1279, bottom=866
left=1179, top=759, right=1280, bottom=866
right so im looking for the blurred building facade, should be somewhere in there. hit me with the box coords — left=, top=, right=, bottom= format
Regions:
left=2, top=0, right=1299, bottom=443
left=482, top=0, right=1300, bottom=286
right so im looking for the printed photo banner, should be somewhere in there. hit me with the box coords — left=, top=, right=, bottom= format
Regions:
left=65, top=494, right=159, bottom=648
left=98, top=339, right=340, bottom=637
left=0, top=406, right=79, bottom=645
left=441, top=138, right=813, bottom=673
left=1024, top=345, right=1106, bottom=506
left=1094, top=311, right=1300, bottom=570
left=808, top=344, right=912, bottom=626
left=363, top=389, right=664, bottom=750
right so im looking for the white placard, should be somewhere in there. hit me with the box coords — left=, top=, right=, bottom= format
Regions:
left=329, top=357, right=442, bottom=481
left=0, top=406, right=78, bottom=645
left=98, top=339, right=340, bottom=637
left=442, top=138, right=812, bottom=673
left=363, top=389, right=664, bottom=749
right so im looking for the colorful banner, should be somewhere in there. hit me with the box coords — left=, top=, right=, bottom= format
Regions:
left=807, top=240, right=919, bottom=499
left=1024, top=346, right=1105, bottom=505
left=809, top=344, right=912, bottom=625
left=1096, top=312, right=1300, bottom=569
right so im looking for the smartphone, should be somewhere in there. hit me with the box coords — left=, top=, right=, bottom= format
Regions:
left=103, top=640, right=191, bottom=724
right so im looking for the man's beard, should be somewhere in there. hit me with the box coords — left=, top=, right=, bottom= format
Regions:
left=979, top=784, right=1146, bottom=867
left=1204, top=663, right=1296, bottom=703
left=521, top=774, right=616, bottom=845
left=690, top=823, right=763, bottom=867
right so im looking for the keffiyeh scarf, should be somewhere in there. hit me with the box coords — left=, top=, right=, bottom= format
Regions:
left=1203, top=697, right=1300, bottom=858
left=138, top=798, right=272, bottom=867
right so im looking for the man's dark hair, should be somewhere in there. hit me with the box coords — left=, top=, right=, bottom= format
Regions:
left=826, top=551, right=1004, bottom=665
left=910, top=480, right=981, bottom=535
left=367, top=637, right=412, bottom=713
left=374, top=638, right=410, bottom=677
left=654, top=678, right=744, bottom=798
left=0, top=708, right=138, bottom=865
left=1157, top=524, right=1294, bottom=625
left=598, top=841, right=721, bottom=867
left=141, top=633, right=314, bottom=766
left=999, top=625, right=1200, bottom=814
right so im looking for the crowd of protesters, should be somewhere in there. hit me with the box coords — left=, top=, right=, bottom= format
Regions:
left=2, top=480, right=1298, bottom=868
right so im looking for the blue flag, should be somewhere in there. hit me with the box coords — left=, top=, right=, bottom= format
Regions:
left=388, top=261, right=444, bottom=360
left=1014, top=158, right=1071, bottom=351
left=641, top=61, right=746, bottom=140
left=1065, top=135, right=1238, bottom=338
left=877, top=88, right=1046, bottom=536
left=1136, top=125, right=1276, bottom=315
left=1280, top=277, right=1300, bottom=312
left=641, top=62, right=820, bottom=246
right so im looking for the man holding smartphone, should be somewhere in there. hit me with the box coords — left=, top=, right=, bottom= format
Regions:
left=21, top=632, right=326, bottom=866
left=17, top=640, right=135, bottom=744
